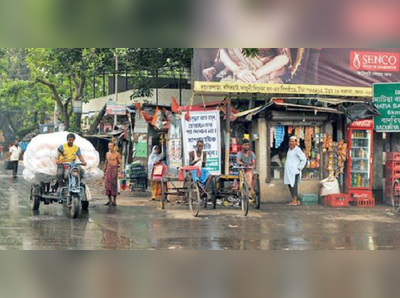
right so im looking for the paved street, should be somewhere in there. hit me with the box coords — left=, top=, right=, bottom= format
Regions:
left=1, top=163, right=400, bottom=250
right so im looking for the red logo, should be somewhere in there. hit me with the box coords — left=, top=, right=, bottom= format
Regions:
left=350, top=51, right=399, bottom=72
left=351, top=119, right=374, bottom=128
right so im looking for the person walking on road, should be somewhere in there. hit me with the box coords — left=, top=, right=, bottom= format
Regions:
left=104, top=142, right=122, bottom=206
left=0, top=144, right=3, bottom=159
left=284, top=136, right=307, bottom=206
left=9, top=141, right=22, bottom=178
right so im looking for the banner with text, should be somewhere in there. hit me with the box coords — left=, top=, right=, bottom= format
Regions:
left=194, top=48, right=400, bottom=97
left=182, top=111, right=221, bottom=175
left=373, top=83, right=400, bottom=132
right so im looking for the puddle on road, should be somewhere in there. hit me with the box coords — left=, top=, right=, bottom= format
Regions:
left=324, top=214, right=399, bottom=223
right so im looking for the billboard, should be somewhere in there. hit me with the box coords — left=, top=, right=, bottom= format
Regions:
left=194, top=48, right=400, bottom=97
left=373, top=83, right=400, bottom=132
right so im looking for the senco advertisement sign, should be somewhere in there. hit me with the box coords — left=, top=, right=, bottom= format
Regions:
left=350, top=51, right=400, bottom=72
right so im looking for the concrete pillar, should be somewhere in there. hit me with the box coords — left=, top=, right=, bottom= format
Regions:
left=373, top=131, right=383, bottom=203
left=257, top=118, right=268, bottom=202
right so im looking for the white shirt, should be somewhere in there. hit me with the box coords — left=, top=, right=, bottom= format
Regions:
left=284, top=146, right=307, bottom=187
left=9, top=146, right=21, bottom=161
left=193, top=151, right=204, bottom=170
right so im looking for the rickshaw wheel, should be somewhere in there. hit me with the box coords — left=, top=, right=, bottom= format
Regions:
left=241, top=183, right=250, bottom=217
left=160, top=180, right=167, bottom=210
left=253, top=176, right=261, bottom=210
left=189, top=182, right=201, bottom=218
left=30, top=187, right=41, bottom=211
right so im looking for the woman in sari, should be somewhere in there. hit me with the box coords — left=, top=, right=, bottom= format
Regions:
left=148, top=145, right=164, bottom=201
left=203, top=48, right=292, bottom=83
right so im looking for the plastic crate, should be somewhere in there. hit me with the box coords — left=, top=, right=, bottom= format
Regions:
left=386, top=162, right=400, bottom=171
left=386, top=169, right=400, bottom=180
left=355, top=197, right=375, bottom=207
left=299, top=194, right=319, bottom=205
left=349, top=190, right=372, bottom=203
left=386, top=152, right=400, bottom=162
left=325, top=193, right=349, bottom=207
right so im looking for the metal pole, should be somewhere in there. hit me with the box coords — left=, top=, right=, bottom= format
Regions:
left=156, top=68, right=159, bottom=106
left=179, top=72, right=182, bottom=106
left=225, top=97, right=231, bottom=176
left=114, top=53, right=118, bottom=130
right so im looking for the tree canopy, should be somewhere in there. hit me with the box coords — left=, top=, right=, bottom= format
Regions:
left=0, top=48, right=194, bottom=141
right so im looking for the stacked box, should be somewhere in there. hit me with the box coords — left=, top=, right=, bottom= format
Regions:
left=299, top=194, right=319, bottom=206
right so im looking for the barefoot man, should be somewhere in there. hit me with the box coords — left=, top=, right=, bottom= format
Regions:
left=104, top=142, right=122, bottom=206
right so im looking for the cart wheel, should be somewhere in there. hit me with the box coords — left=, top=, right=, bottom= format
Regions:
left=211, top=177, right=217, bottom=210
left=241, top=183, right=250, bottom=217
left=70, top=195, right=81, bottom=219
left=392, top=180, right=400, bottom=214
left=30, top=187, right=40, bottom=211
left=160, top=180, right=167, bottom=210
left=189, top=182, right=201, bottom=217
left=82, top=201, right=89, bottom=211
left=253, top=176, right=261, bottom=210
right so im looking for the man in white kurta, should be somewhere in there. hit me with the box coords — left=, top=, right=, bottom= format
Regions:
left=284, top=136, right=307, bottom=206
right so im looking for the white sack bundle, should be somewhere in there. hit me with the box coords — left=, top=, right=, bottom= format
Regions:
left=23, top=132, right=103, bottom=184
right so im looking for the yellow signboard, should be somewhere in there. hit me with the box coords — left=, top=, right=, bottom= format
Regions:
left=195, top=82, right=372, bottom=97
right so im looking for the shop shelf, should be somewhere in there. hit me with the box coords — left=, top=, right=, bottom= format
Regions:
left=325, top=193, right=349, bottom=207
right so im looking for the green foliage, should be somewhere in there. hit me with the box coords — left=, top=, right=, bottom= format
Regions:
left=242, top=48, right=259, bottom=58
left=1, top=48, right=195, bottom=136
left=124, top=48, right=193, bottom=99
left=0, top=49, right=53, bottom=140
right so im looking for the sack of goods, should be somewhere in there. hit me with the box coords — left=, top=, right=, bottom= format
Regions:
left=23, top=132, right=104, bottom=184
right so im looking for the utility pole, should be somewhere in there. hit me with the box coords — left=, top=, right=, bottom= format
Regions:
left=114, top=52, right=119, bottom=130
left=54, top=104, right=58, bottom=132
left=225, top=96, right=231, bottom=176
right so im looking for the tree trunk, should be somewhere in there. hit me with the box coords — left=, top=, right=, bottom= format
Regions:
left=88, top=104, right=107, bottom=134
left=72, top=74, right=86, bottom=133
left=62, top=108, right=70, bottom=131
left=36, top=78, right=70, bottom=130
left=74, top=112, right=82, bottom=131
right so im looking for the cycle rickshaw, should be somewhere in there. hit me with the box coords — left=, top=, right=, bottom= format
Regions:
left=215, top=166, right=261, bottom=216
left=160, top=166, right=217, bottom=217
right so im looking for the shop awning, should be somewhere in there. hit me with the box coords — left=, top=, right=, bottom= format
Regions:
left=234, top=101, right=343, bottom=120
left=274, top=102, right=344, bottom=114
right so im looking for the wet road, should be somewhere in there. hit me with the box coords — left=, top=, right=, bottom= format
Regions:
left=2, top=166, right=400, bottom=250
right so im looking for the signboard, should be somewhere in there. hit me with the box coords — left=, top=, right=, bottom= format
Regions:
left=134, top=112, right=148, bottom=134
left=182, top=111, right=221, bottom=175
left=73, top=101, right=82, bottom=113
left=167, top=114, right=183, bottom=173
left=106, top=101, right=126, bottom=115
left=194, top=48, right=400, bottom=97
left=168, top=139, right=182, bottom=170
left=373, top=83, right=400, bottom=132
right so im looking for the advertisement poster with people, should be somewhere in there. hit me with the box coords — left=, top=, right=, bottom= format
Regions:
left=194, top=48, right=400, bottom=97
